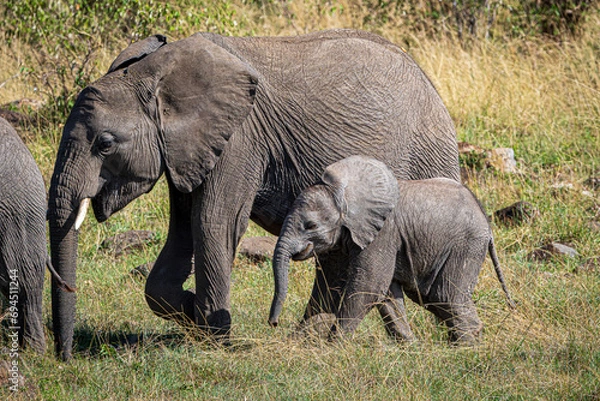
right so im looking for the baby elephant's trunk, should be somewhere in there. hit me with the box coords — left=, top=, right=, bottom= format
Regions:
left=269, top=238, right=293, bottom=327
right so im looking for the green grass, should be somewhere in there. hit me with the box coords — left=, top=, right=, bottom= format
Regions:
left=5, top=244, right=599, bottom=399
left=1, top=1, right=600, bottom=400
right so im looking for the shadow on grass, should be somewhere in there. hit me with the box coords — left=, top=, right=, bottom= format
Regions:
left=65, top=325, right=256, bottom=358
left=70, top=325, right=187, bottom=358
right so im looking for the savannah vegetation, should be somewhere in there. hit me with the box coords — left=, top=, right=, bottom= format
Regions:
left=0, top=1, right=598, bottom=399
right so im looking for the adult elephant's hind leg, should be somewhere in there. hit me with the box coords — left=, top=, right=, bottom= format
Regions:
left=21, top=261, right=46, bottom=353
left=145, top=185, right=196, bottom=326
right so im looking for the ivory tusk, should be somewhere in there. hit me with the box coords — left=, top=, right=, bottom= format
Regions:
left=74, top=198, right=90, bottom=231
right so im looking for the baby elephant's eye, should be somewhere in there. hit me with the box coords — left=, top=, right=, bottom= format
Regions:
left=304, top=221, right=317, bottom=231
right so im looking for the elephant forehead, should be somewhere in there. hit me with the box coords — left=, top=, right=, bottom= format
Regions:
left=72, top=89, right=144, bottom=134
left=295, top=186, right=338, bottom=217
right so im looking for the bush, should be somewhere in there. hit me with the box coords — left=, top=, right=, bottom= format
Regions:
left=1, top=0, right=596, bottom=126
left=2, top=0, right=244, bottom=125
left=359, top=0, right=594, bottom=41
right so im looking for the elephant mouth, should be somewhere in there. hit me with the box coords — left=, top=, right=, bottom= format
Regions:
left=92, top=197, right=110, bottom=223
left=92, top=182, right=121, bottom=223
left=292, top=243, right=314, bottom=261
left=92, top=177, right=158, bottom=223
left=92, top=184, right=131, bottom=223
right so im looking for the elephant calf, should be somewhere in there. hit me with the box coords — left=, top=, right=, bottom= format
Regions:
left=269, top=155, right=515, bottom=344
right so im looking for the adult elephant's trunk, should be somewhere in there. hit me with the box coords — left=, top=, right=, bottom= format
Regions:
left=268, top=237, right=294, bottom=327
left=48, top=148, right=89, bottom=361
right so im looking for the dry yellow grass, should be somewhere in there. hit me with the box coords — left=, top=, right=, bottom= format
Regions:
left=0, top=44, right=38, bottom=104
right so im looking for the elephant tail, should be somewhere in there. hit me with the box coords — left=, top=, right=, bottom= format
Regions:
left=488, top=238, right=516, bottom=309
left=46, top=257, right=76, bottom=293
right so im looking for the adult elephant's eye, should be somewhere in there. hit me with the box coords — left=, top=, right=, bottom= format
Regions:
left=96, top=134, right=116, bottom=155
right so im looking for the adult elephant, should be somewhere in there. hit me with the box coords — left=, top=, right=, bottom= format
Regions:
left=0, top=117, right=72, bottom=352
left=48, top=29, right=460, bottom=360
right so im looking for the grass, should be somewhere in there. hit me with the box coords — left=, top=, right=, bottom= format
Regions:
left=1, top=1, right=599, bottom=400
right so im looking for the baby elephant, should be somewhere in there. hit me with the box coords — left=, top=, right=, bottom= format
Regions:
left=269, top=155, right=514, bottom=344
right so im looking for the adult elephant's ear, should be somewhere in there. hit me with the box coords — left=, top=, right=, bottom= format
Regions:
left=322, top=156, right=399, bottom=250
left=151, top=34, right=259, bottom=193
left=108, top=34, right=167, bottom=73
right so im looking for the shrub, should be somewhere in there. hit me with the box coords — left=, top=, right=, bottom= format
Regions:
left=2, top=0, right=243, bottom=125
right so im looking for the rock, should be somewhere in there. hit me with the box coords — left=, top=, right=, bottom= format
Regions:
left=458, top=142, right=517, bottom=173
left=551, top=183, right=574, bottom=190
left=101, top=230, right=159, bottom=257
left=528, top=242, right=578, bottom=262
left=238, top=236, right=277, bottom=263
left=550, top=181, right=597, bottom=199
left=584, top=177, right=600, bottom=191
left=487, top=148, right=518, bottom=173
left=130, top=263, right=153, bottom=279
left=582, top=190, right=594, bottom=198
left=0, top=107, right=31, bottom=128
left=494, top=201, right=539, bottom=226
left=548, top=243, right=578, bottom=258
left=577, top=257, right=599, bottom=274
left=458, top=141, right=487, bottom=170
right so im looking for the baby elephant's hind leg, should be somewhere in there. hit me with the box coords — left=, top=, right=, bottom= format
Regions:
left=377, top=280, right=415, bottom=343
left=426, top=300, right=482, bottom=345
left=424, top=252, right=484, bottom=345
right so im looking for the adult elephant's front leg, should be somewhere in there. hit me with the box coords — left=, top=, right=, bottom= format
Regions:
left=190, top=163, right=262, bottom=335
left=145, top=184, right=196, bottom=325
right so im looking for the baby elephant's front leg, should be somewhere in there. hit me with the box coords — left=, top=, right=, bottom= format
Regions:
left=330, top=244, right=397, bottom=340
left=377, top=280, right=415, bottom=342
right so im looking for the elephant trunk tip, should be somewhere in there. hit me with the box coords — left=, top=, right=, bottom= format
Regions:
left=268, top=293, right=286, bottom=328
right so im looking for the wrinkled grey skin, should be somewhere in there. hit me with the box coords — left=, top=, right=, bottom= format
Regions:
left=0, top=117, right=50, bottom=352
left=48, top=29, right=461, bottom=360
left=269, top=156, right=515, bottom=344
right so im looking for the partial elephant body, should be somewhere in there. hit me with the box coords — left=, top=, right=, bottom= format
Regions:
left=344, top=177, right=496, bottom=342
left=48, top=29, right=460, bottom=359
left=0, top=117, right=47, bottom=352
left=270, top=156, right=514, bottom=344
left=393, top=178, right=491, bottom=300
left=200, top=30, right=459, bottom=230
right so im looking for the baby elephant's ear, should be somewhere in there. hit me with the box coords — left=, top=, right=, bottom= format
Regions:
left=322, top=156, right=399, bottom=250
